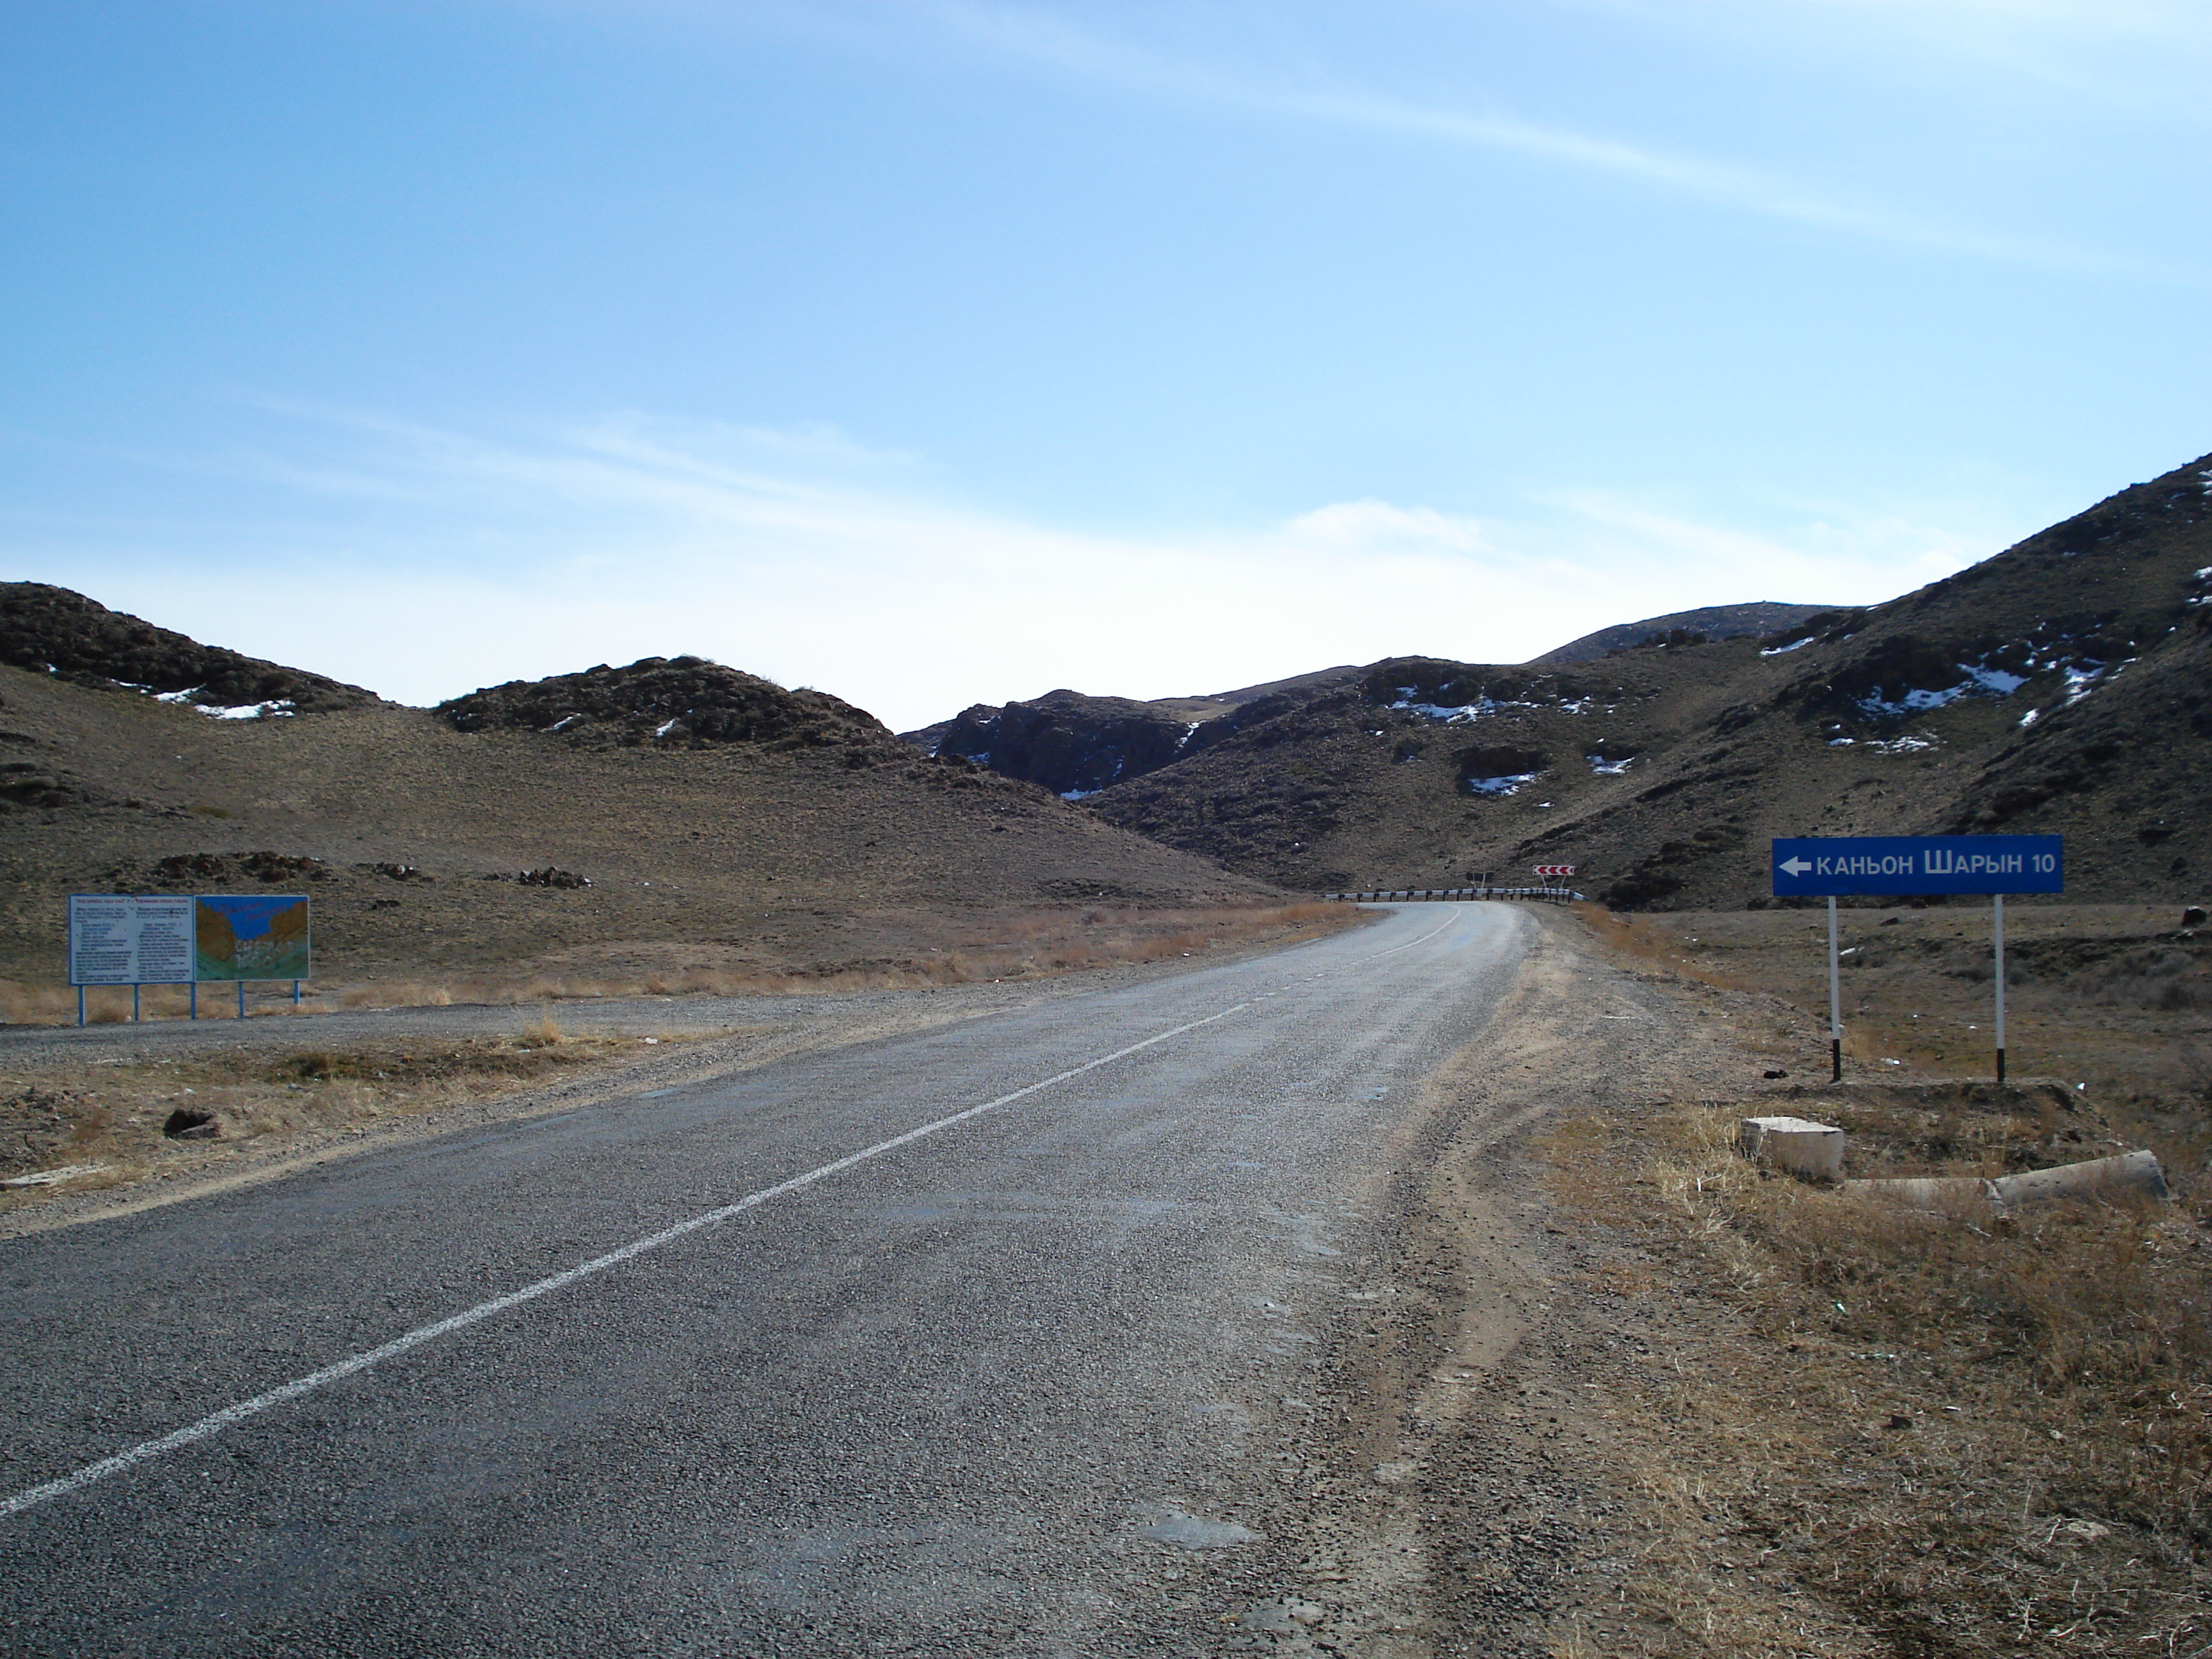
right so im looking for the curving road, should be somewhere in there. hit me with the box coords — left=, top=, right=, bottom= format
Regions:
left=0, top=903, right=1539, bottom=1656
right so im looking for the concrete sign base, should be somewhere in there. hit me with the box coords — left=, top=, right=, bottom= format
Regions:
left=1737, top=1115, right=1845, bottom=1182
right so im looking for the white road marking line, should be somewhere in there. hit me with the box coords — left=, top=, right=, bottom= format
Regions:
left=1366, top=912, right=1460, bottom=958
left=1, top=1003, right=1252, bottom=1521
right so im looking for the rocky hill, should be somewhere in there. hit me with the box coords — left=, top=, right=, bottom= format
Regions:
left=0, top=583, right=383, bottom=716
left=1065, top=450, right=2212, bottom=909
left=436, top=656, right=899, bottom=760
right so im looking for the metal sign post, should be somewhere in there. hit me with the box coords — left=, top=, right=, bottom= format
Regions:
left=1827, top=896, right=1844, bottom=1083
left=1994, top=894, right=2007, bottom=1083
left=1771, top=835, right=2062, bottom=1083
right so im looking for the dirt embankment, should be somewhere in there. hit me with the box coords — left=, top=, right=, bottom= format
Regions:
left=1330, top=904, right=2210, bottom=1656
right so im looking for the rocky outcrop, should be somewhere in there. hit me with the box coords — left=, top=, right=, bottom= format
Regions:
left=1456, top=745, right=1550, bottom=796
left=936, top=686, right=1341, bottom=798
left=924, top=691, right=1206, bottom=797
left=436, top=656, right=897, bottom=756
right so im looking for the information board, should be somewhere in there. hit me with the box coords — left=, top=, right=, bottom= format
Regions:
left=67, top=895, right=196, bottom=986
left=1771, top=835, right=2063, bottom=898
left=68, top=894, right=310, bottom=985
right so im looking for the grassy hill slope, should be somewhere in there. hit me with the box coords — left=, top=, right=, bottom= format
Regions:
left=0, top=601, right=1280, bottom=998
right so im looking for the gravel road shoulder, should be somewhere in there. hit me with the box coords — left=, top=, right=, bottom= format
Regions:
left=1177, top=904, right=1777, bottom=1656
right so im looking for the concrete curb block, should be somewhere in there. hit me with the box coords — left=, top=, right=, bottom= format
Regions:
left=1737, top=1115, right=1845, bottom=1182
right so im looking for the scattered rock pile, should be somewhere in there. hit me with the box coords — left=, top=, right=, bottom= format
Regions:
left=140, top=851, right=333, bottom=886
left=0, top=760, right=73, bottom=809
left=513, top=866, right=590, bottom=889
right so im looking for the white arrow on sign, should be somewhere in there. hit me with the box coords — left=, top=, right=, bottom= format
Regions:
left=1779, top=855, right=1812, bottom=877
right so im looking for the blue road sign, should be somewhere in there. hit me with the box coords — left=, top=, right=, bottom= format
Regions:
left=1772, top=835, right=2064, bottom=897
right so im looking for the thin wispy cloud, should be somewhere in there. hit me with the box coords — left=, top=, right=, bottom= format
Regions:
left=1632, top=0, right=2212, bottom=102
left=913, top=1, right=2192, bottom=279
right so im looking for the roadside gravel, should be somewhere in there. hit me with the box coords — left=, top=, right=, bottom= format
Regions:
left=1210, top=904, right=1770, bottom=1655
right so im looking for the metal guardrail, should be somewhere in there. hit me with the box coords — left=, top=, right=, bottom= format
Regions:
left=1322, top=887, right=1585, bottom=906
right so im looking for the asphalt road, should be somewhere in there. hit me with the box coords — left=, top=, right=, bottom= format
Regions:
left=0, top=902, right=1537, bottom=1656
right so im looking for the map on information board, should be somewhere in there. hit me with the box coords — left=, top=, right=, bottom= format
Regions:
left=194, top=895, right=312, bottom=981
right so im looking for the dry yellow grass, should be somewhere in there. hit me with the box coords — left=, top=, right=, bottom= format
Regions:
left=1540, top=1094, right=2212, bottom=1656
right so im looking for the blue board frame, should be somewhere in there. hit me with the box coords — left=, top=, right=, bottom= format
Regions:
left=1771, top=835, right=2063, bottom=897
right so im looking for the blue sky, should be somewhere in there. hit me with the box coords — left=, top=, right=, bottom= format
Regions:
left=5, top=1, right=2208, bottom=730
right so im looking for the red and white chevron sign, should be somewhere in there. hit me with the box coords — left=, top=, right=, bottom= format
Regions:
left=1532, top=864, right=1576, bottom=878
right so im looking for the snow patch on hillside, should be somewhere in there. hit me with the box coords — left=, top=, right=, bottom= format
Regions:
left=1465, top=771, right=1540, bottom=796
left=145, top=685, right=296, bottom=719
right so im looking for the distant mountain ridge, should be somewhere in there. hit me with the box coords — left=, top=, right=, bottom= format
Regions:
left=1071, top=449, right=2212, bottom=907
left=897, top=666, right=1362, bottom=800
left=891, top=613, right=1842, bottom=805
